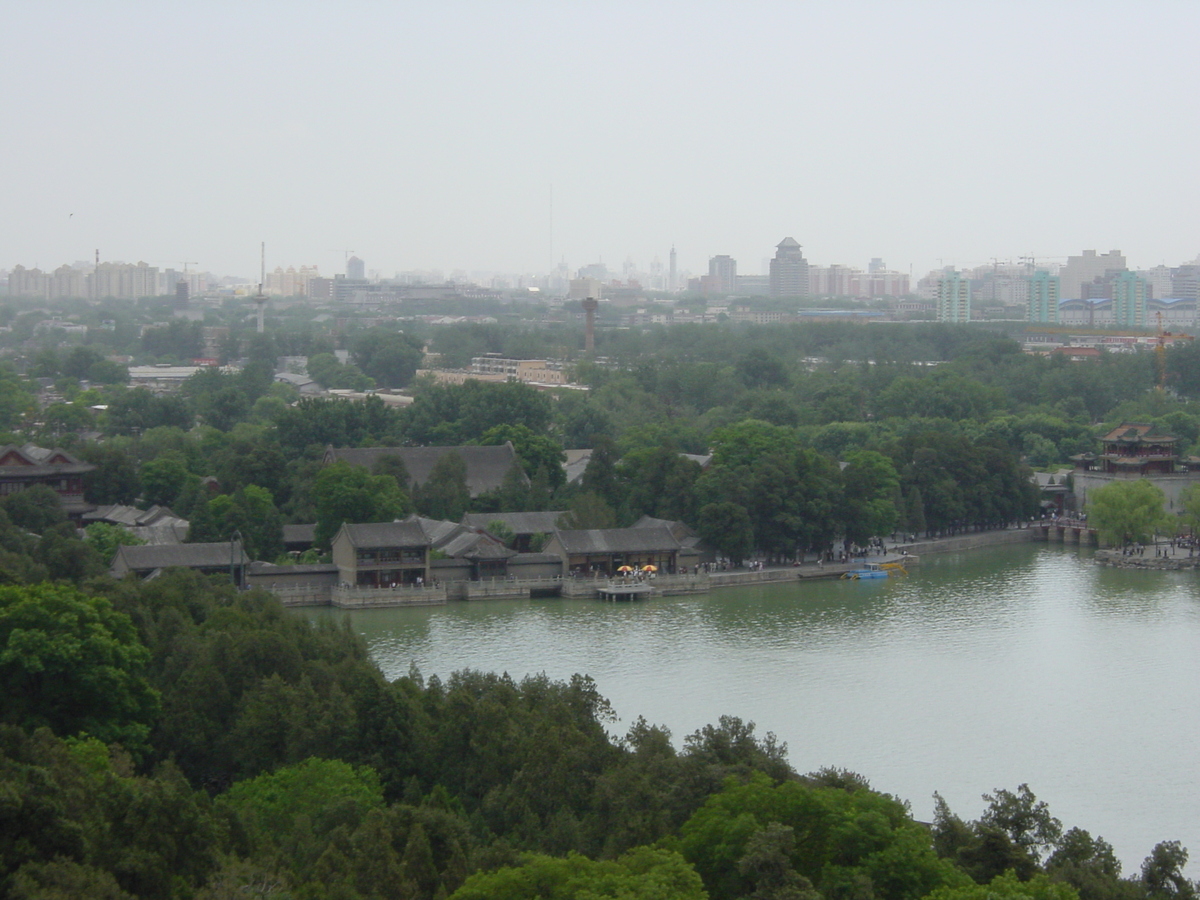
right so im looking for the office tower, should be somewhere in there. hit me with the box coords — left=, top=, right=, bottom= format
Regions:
left=1172, top=266, right=1200, bottom=302
left=1140, top=264, right=1173, bottom=300
left=1059, top=249, right=1125, bottom=299
left=708, top=255, right=737, bottom=294
left=769, top=237, right=809, bottom=298
left=1111, top=271, right=1148, bottom=327
left=937, top=270, right=971, bottom=322
left=1026, top=270, right=1060, bottom=323
left=346, top=256, right=365, bottom=280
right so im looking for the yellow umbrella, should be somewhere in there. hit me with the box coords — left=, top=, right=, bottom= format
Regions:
left=617, top=565, right=634, bottom=572
left=642, top=564, right=658, bottom=572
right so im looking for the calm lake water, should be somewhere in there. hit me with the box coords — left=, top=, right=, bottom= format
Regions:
left=305, top=543, right=1200, bottom=874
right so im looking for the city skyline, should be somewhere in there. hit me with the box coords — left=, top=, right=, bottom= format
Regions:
left=2, top=2, right=1197, bottom=281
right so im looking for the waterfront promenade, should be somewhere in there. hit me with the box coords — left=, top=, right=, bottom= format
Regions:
left=272, top=525, right=1042, bottom=607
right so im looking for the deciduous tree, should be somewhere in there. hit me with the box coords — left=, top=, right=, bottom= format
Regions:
left=1088, top=479, right=1169, bottom=547
left=0, top=583, right=160, bottom=752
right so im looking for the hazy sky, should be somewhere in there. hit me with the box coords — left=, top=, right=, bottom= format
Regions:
left=4, top=1, right=1198, bottom=281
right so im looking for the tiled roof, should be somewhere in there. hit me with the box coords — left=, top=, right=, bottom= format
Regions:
left=0, top=444, right=94, bottom=476
left=283, top=523, right=317, bottom=545
left=324, top=443, right=526, bottom=497
left=564, top=449, right=592, bottom=484
left=555, top=526, right=681, bottom=555
left=406, top=515, right=516, bottom=560
left=631, top=515, right=697, bottom=540
left=1101, top=423, right=1176, bottom=443
left=462, top=511, right=565, bottom=534
left=437, top=528, right=516, bottom=560
left=128, top=522, right=189, bottom=545
left=113, top=541, right=249, bottom=572
left=339, top=521, right=429, bottom=548
left=85, top=504, right=179, bottom=527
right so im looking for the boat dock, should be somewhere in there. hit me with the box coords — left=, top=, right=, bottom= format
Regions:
left=598, top=582, right=654, bottom=601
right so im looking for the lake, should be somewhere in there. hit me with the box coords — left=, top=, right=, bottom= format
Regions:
left=306, top=542, right=1200, bottom=874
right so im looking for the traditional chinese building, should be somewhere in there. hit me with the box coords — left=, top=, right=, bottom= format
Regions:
left=0, top=444, right=94, bottom=520
left=1072, top=424, right=1180, bottom=476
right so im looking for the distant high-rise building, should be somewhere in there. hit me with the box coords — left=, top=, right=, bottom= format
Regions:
left=579, top=262, right=608, bottom=281
left=936, top=270, right=971, bottom=322
left=1111, top=271, right=1148, bottom=327
left=708, top=255, right=737, bottom=294
left=1059, top=249, right=1125, bottom=299
left=769, top=237, right=809, bottom=298
left=1140, top=264, right=1173, bottom=300
left=346, top=256, right=365, bottom=280
left=669, top=246, right=678, bottom=293
left=569, top=277, right=603, bottom=301
left=808, top=264, right=851, bottom=296
left=1171, top=265, right=1200, bottom=302
left=84, top=261, right=159, bottom=300
left=1026, top=270, right=1060, bottom=323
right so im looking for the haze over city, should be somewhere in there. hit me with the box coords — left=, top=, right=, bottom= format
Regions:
left=3, top=1, right=1197, bottom=281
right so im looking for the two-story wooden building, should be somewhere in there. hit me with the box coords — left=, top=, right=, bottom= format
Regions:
left=0, top=444, right=94, bottom=521
left=1072, top=424, right=1180, bottom=476
left=332, top=520, right=431, bottom=587
left=544, top=525, right=688, bottom=576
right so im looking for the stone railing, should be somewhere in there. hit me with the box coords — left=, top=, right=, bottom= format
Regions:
left=331, top=584, right=447, bottom=608
left=270, top=585, right=335, bottom=607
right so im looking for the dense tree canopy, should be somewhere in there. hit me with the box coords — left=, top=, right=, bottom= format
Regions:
left=0, top=583, right=159, bottom=751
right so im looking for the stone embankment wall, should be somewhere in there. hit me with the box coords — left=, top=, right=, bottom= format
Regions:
left=897, top=528, right=1032, bottom=556
left=1094, top=550, right=1200, bottom=570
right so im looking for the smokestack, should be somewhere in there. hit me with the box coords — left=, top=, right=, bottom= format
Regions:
left=581, top=296, right=598, bottom=353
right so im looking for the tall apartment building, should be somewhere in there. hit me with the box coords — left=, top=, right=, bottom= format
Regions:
left=6, top=266, right=49, bottom=297
left=851, top=268, right=910, bottom=298
left=1110, top=271, right=1148, bottom=327
left=808, top=264, right=854, bottom=296
left=1026, top=270, right=1060, bottom=323
left=6, top=261, right=159, bottom=299
left=568, top=277, right=603, bottom=301
left=91, top=261, right=158, bottom=299
left=346, top=256, right=366, bottom=280
left=1140, top=265, right=1173, bottom=300
left=769, top=237, right=809, bottom=298
left=1172, top=266, right=1200, bottom=302
left=1059, top=249, right=1126, bottom=299
left=266, top=265, right=321, bottom=297
left=707, top=255, right=737, bottom=294
left=936, top=270, right=971, bottom=322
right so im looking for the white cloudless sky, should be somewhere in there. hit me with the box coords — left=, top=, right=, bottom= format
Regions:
left=3, top=0, right=1197, bottom=281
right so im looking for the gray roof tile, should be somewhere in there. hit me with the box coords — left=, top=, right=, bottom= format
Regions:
left=324, top=443, right=526, bottom=497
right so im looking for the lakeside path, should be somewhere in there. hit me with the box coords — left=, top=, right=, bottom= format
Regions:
left=707, top=526, right=1035, bottom=589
